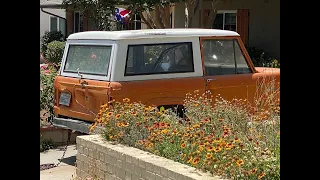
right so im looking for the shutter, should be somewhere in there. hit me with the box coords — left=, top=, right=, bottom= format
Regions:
left=237, top=9, right=249, bottom=45
left=66, top=10, right=74, bottom=35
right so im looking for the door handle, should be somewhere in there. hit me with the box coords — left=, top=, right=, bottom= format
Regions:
left=207, top=78, right=216, bottom=82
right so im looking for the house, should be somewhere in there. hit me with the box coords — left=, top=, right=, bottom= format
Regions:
left=40, top=0, right=67, bottom=45
left=40, top=0, right=280, bottom=59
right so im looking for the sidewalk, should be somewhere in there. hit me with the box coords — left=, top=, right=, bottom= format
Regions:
left=40, top=144, right=77, bottom=180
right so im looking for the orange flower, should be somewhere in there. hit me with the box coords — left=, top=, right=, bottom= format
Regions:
left=236, top=159, right=244, bottom=166
left=214, top=147, right=222, bottom=153
left=206, top=153, right=212, bottom=159
left=136, top=122, right=140, bottom=126
left=194, top=103, right=199, bottom=107
left=115, top=114, right=121, bottom=119
left=181, top=143, right=186, bottom=149
left=225, top=143, right=233, bottom=150
left=193, top=124, right=200, bottom=128
left=192, top=157, right=200, bottom=165
left=187, top=157, right=193, bottom=163
left=202, top=118, right=210, bottom=123
left=123, top=98, right=130, bottom=103
left=89, top=122, right=96, bottom=132
left=217, top=118, right=224, bottom=122
left=131, top=111, right=137, bottom=116
left=181, top=154, right=186, bottom=160
left=258, top=172, right=265, bottom=179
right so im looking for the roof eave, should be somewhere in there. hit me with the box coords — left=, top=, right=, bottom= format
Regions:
left=40, top=4, right=64, bottom=9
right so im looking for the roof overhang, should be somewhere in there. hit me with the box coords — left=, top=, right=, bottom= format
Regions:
left=40, top=0, right=64, bottom=9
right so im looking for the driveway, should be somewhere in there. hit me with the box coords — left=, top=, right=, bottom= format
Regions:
left=40, top=144, right=77, bottom=180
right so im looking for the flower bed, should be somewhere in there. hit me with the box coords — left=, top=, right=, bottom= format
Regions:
left=89, top=78, right=280, bottom=180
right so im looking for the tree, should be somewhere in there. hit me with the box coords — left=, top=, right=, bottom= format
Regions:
left=62, top=0, right=222, bottom=30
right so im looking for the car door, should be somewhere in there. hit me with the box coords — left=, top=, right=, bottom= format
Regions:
left=200, top=37, right=255, bottom=105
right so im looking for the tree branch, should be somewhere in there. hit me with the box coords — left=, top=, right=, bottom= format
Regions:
left=139, top=11, right=154, bottom=29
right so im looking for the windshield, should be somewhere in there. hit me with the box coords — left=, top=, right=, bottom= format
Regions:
left=64, top=45, right=112, bottom=76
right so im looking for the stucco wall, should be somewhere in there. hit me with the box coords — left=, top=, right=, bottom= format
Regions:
left=40, top=8, right=66, bottom=46
left=173, top=0, right=280, bottom=59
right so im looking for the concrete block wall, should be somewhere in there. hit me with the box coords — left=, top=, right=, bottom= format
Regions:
left=76, top=135, right=224, bottom=180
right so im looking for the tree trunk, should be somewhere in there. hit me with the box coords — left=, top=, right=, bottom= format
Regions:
left=154, top=6, right=165, bottom=29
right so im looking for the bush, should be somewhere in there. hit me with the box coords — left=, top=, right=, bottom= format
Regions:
left=246, top=46, right=280, bottom=68
left=41, top=31, right=65, bottom=58
left=40, top=65, right=58, bottom=124
left=46, top=41, right=65, bottom=65
left=91, top=77, right=280, bottom=179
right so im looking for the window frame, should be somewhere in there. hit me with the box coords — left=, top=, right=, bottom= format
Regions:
left=124, top=42, right=195, bottom=76
left=199, top=36, right=256, bottom=76
left=60, top=40, right=116, bottom=81
left=74, top=11, right=84, bottom=33
left=213, top=10, right=237, bottom=31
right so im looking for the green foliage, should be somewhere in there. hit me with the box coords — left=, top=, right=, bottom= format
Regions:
left=41, top=31, right=65, bottom=57
left=246, top=46, right=280, bottom=68
left=46, top=41, right=66, bottom=64
left=40, top=65, right=58, bottom=123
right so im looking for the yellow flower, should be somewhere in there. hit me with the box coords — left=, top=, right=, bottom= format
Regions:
left=207, top=146, right=214, bottom=152
left=194, top=103, right=199, bottom=107
left=89, top=123, right=96, bottom=132
left=233, top=137, right=240, bottom=143
left=214, top=147, right=222, bottom=153
left=123, top=98, right=130, bottom=103
left=258, top=172, right=265, bottom=179
left=161, top=129, right=169, bottom=134
left=206, top=153, right=212, bottom=159
left=193, top=124, right=200, bottom=128
left=192, top=157, right=200, bottom=165
left=181, top=154, right=186, bottom=160
left=214, top=137, right=222, bottom=143
left=181, top=143, right=186, bottom=149
left=131, top=111, right=137, bottom=116
left=115, top=114, right=121, bottom=119
left=198, top=146, right=204, bottom=152
left=236, top=159, right=244, bottom=166
left=123, top=121, right=129, bottom=127
left=225, top=143, right=233, bottom=150
left=187, top=157, right=193, bottom=163
left=107, top=112, right=113, bottom=117
left=251, top=168, right=257, bottom=174
left=109, top=135, right=113, bottom=139
left=116, top=121, right=122, bottom=127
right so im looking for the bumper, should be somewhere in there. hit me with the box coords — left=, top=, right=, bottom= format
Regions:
left=53, top=117, right=93, bottom=134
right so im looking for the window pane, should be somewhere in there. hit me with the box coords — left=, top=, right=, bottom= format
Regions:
left=58, top=18, right=66, bottom=36
left=202, top=40, right=236, bottom=76
left=74, top=12, right=79, bottom=32
left=212, top=14, right=223, bottom=29
left=64, top=45, right=112, bottom=75
left=136, top=14, right=141, bottom=30
left=50, top=17, right=58, bottom=31
left=125, top=43, right=194, bottom=76
left=234, top=41, right=251, bottom=74
left=224, top=25, right=236, bottom=31
left=80, top=13, right=84, bottom=32
left=225, top=13, right=236, bottom=25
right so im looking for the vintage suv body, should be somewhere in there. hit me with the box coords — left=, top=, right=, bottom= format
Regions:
left=53, top=29, right=280, bottom=133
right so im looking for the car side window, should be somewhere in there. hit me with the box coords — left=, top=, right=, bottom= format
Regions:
left=125, top=42, right=194, bottom=76
left=202, top=39, right=251, bottom=76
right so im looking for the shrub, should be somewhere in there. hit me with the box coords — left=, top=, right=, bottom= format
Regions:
left=41, top=31, right=65, bottom=58
left=246, top=46, right=280, bottom=68
left=91, top=77, right=280, bottom=179
left=46, top=41, right=66, bottom=65
left=40, top=65, right=58, bottom=124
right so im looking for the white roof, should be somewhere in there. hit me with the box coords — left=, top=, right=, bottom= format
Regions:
left=67, top=29, right=239, bottom=40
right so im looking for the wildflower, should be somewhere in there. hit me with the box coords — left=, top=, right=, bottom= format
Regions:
left=107, top=112, right=113, bottom=117
left=193, top=124, right=200, bottom=128
left=192, top=157, right=200, bottom=165
left=214, top=147, right=222, bottom=153
left=207, top=146, right=214, bottom=152
left=251, top=168, right=257, bottom=174
left=225, top=143, right=233, bottom=150
left=236, top=159, right=244, bottom=166
left=123, top=98, right=130, bottom=103
left=218, top=118, right=224, bottom=122
left=198, top=146, right=204, bottom=152
left=131, top=111, right=137, bottom=116
left=214, top=137, right=222, bottom=143
left=123, top=121, right=129, bottom=127
left=115, top=114, right=121, bottom=119
left=206, top=153, right=212, bottom=159
left=187, top=157, right=193, bottom=163
left=194, top=103, right=199, bottom=107
left=233, top=137, right=240, bottom=143
left=116, top=121, right=122, bottom=127
left=89, top=123, right=96, bottom=132
left=181, top=143, right=186, bottom=149
left=202, top=118, right=210, bottom=123
left=258, top=172, right=265, bottom=179
left=181, top=154, right=186, bottom=160
left=136, top=122, right=140, bottom=126
left=109, top=135, right=113, bottom=139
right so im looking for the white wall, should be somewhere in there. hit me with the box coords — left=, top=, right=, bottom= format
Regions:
left=40, top=8, right=66, bottom=46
